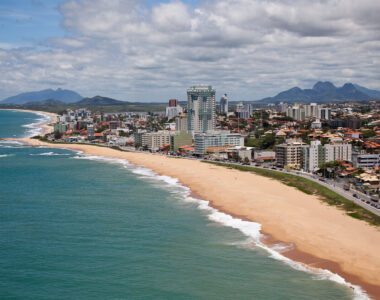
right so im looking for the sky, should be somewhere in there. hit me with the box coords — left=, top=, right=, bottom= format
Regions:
left=0, top=0, right=379, bottom=102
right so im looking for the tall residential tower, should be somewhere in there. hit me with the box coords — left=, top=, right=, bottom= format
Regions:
left=187, top=85, right=216, bottom=134
left=220, top=94, right=228, bottom=115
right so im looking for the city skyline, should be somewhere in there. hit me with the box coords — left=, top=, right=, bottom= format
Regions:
left=0, top=0, right=379, bottom=102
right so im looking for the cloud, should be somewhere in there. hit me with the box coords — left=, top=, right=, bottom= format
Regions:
left=0, top=0, right=379, bottom=101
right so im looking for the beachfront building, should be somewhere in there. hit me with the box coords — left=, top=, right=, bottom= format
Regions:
left=170, top=131, right=193, bottom=152
left=87, top=124, right=95, bottom=140
left=134, top=129, right=147, bottom=147
left=220, top=94, right=228, bottom=115
left=141, top=130, right=174, bottom=151
left=194, top=131, right=244, bottom=155
left=53, top=123, right=69, bottom=133
left=324, top=140, right=352, bottom=162
left=275, top=138, right=308, bottom=168
left=187, top=85, right=216, bottom=135
left=302, top=140, right=324, bottom=172
left=302, top=139, right=353, bottom=172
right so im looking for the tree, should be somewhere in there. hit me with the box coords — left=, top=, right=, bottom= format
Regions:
left=363, top=130, right=376, bottom=138
left=54, top=131, right=62, bottom=139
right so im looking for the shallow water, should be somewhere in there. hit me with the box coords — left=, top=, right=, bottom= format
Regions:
left=0, top=110, right=360, bottom=299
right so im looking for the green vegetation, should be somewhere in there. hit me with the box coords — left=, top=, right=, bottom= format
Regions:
left=245, top=134, right=282, bottom=149
left=362, top=130, right=376, bottom=138
left=203, top=161, right=380, bottom=226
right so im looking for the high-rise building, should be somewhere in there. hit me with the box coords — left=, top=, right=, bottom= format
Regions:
left=187, top=85, right=216, bottom=134
left=166, top=106, right=183, bottom=120
left=169, top=99, right=178, bottom=107
left=275, top=139, right=308, bottom=168
left=236, top=102, right=252, bottom=119
left=286, top=105, right=306, bottom=121
left=305, top=103, right=319, bottom=118
left=318, top=107, right=331, bottom=120
left=175, top=114, right=188, bottom=131
left=302, top=140, right=324, bottom=172
left=220, top=94, right=228, bottom=115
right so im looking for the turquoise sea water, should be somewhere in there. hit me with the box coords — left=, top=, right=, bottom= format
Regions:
left=0, top=110, right=360, bottom=299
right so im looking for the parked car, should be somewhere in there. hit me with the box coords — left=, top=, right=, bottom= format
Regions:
left=319, top=178, right=326, bottom=182
left=353, top=194, right=360, bottom=199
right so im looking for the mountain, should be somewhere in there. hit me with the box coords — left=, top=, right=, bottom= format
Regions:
left=74, top=95, right=128, bottom=106
left=353, top=84, right=380, bottom=98
left=24, top=99, right=67, bottom=106
left=1, top=88, right=83, bottom=104
left=258, top=81, right=378, bottom=103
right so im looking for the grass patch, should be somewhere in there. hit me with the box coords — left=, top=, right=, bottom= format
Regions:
left=203, top=161, right=380, bottom=227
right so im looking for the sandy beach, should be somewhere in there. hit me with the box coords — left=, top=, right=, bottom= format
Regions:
left=9, top=110, right=380, bottom=299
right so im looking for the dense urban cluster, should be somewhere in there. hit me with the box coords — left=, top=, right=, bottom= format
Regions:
left=48, top=85, right=380, bottom=209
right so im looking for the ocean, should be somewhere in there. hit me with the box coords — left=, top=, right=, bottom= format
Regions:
left=0, top=110, right=364, bottom=299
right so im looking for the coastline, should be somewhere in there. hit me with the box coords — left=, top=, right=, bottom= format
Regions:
left=8, top=109, right=380, bottom=299
left=0, top=109, right=58, bottom=136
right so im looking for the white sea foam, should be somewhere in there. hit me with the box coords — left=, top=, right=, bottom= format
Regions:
left=0, top=140, right=28, bottom=148
left=30, top=152, right=69, bottom=156
left=20, top=112, right=53, bottom=138
left=0, top=154, right=12, bottom=158
left=68, top=152, right=369, bottom=300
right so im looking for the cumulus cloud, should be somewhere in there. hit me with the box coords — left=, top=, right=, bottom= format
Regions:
left=0, top=0, right=379, bottom=101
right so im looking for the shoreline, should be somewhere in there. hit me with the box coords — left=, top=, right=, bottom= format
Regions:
left=0, top=108, right=58, bottom=136
left=6, top=109, right=380, bottom=299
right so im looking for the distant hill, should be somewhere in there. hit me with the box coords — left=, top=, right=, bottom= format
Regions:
left=257, top=81, right=379, bottom=103
left=25, top=99, right=67, bottom=106
left=353, top=84, right=380, bottom=98
left=1, top=88, right=83, bottom=104
left=74, top=95, right=128, bottom=106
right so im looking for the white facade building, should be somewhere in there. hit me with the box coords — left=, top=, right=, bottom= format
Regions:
left=324, top=141, right=352, bottom=162
left=187, top=85, right=216, bottom=134
left=194, top=131, right=244, bottom=155
left=220, top=94, right=228, bottom=115
left=141, top=131, right=174, bottom=151
left=166, top=106, right=183, bottom=120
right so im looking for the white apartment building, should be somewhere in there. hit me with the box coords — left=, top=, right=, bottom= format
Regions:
left=166, top=106, right=183, bottom=120
left=141, top=131, right=174, bottom=151
left=324, top=141, right=352, bottom=162
left=302, top=139, right=353, bottom=172
left=194, top=131, right=244, bottom=155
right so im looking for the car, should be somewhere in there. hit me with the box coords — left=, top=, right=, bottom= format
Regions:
left=318, top=178, right=326, bottom=182
left=353, top=194, right=360, bottom=199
